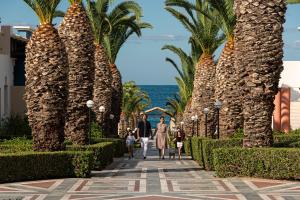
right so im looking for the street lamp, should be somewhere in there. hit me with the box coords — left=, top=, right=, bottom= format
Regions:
left=191, top=115, right=195, bottom=136
left=99, top=106, right=106, bottom=137
left=203, top=108, right=209, bottom=138
left=180, top=121, right=184, bottom=130
left=214, top=100, right=222, bottom=139
left=86, top=100, right=94, bottom=144
left=109, top=114, right=115, bottom=136
left=194, top=115, right=199, bottom=136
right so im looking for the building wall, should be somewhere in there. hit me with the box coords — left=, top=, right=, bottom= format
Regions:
left=11, top=86, right=26, bottom=116
left=273, top=61, right=300, bottom=131
left=0, top=54, right=14, bottom=119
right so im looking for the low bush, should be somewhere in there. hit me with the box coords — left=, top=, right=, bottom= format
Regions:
left=213, top=147, right=300, bottom=180
left=273, top=134, right=300, bottom=147
left=68, top=142, right=114, bottom=170
left=0, top=115, right=31, bottom=139
left=202, top=138, right=243, bottom=171
left=92, top=138, right=126, bottom=157
left=0, top=151, right=93, bottom=183
left=184, top=137, right=191, bottom=156
left=191, top=137, right=204, bottom=167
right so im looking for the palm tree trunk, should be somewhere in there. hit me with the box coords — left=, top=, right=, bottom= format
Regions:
left=234, top=0, right=286, bottom=147
left=110, top=63, right=123, bottom=136
left=215, top=39, right=243, bottom=138
left=59, top=2, right=95, bottom=145
left=93, top=44, right=112, bottom=125
left=184, top=54, right=216, bottom=137
left=25, top=24, right=68, bottom=151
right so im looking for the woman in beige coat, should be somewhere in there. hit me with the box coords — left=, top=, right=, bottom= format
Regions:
left=155, top=116, right=168, bottom=159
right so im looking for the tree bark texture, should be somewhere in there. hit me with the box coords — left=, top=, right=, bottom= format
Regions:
left=215, top=39, right=243, bottom=138
left=59, top=3, right=95, bottom=144
left=93, top=44, right=112, bottom=125
left=234, top=0, right=286, bottom=147
left=183, top=54, right=216, bottom=137
left=25, top=24, right=68, bottom=151
left=110, top=63, right=123, bottom=136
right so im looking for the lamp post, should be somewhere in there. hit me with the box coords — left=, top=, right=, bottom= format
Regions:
left=99, top=106, right=105, bottom=138
left=214, top=100, right=222, bottom=139
left=194, top=115, right=199, bottom=136
left=191, top=116, right=195, bottom=136
left=203, top=108, right=209, bottom=138
left=86, top=100, right=94, bottom=144
left=109, top=114, right=114, bottom=136
left=180, top=121, right=184, bottom=130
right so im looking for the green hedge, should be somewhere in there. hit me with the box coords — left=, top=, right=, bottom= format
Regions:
left=68, top=142, right=114, bottom=170
left=0, top=144, right=32, bottom=153
left=92, top=138, right=126, bottom=157
left=0, top=151, right=93, bottom=183
left=191, top=137, right=204, bottom=167
left=273, top=134, right=300, bottom=147
left=184, top=138, right=191, bottom=156
left=202, top=139, right=243, bottom=171
left=213, top=148, right=300, bottom=180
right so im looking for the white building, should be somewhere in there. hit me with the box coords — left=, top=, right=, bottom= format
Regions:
left=0, top=25, right=30, bottom=119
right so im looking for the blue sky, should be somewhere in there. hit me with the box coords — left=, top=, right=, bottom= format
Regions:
left=0, top=1, right=299, bottom=85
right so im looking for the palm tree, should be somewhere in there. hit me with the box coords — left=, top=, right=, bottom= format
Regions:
left=59, top=0, right=95, bottom=145
left=23, top=0, right=68, bottom=151
left=162, top=40, right=201, bottom=122
left=103, top=4, right=152, bottom=136
left=287, top=0, right=300, bottom=4
left=165, top=0, right=224, bottom=136
left=86, top=0, right=113, bottom=134
left=119, top=81, right=150, bottom=136
left=234, top=0, right=286, bottom=147
left=208, top=0, right=243, bottom=138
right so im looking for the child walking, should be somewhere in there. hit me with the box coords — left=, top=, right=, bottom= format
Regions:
left=173, top=126, right=185, bottom=160
left=126, top=128, right=136, bottom=159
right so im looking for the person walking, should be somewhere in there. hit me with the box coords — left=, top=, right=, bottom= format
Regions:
left=155, top=116, right=168, bottom=159
left=126, top=129, right=136, bottom=159
left=173, top=126, right=185, bottom=160
left=137, top=113, right=152, bottom=159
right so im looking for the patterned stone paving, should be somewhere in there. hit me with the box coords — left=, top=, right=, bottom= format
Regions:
left=0, top=140, right=299, bottom=200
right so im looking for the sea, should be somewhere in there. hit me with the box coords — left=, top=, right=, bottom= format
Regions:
left=139, top=85, right=179, bottom=128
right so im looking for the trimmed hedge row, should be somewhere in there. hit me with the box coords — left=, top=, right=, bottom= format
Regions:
left=202, top=139, right=243, bottom=171
left=0, top=151, right=93, bottom=183
left=68, top=142, right=114, bottom=170
left=273, top=134, right=300, bottom=147
left=213, top=147, right=300, bottom=180
left=92, top=138, right=126, bottom=157
left=0, top=144, right=32, bottom=153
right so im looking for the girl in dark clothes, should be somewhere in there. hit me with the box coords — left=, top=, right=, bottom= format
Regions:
left=173, top=126, right=185, bottom=159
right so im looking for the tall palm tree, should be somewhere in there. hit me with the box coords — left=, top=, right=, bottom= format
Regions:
left=165, top=0, right=224, bottom=136
left=23, top=0, right=68, bottom=151
left=86, top=0, right=113, bottom=133
left=59, top=0, right=95, bottom=145
left=162, top=41, right=201, bottom=121
left=208, top=0, right=243, bottom=138
left=103, top=6, right=152, bottom=136
left=234, top=0, right=286, bottom=147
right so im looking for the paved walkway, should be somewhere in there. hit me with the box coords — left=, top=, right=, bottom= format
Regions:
left=0, top=140, right=300, bottom=200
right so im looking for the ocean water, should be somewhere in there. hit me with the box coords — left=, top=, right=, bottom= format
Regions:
left=139, top=85, right=179, bottom=128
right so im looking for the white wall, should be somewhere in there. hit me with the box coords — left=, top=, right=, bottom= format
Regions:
left=0, top=54, right=14, bottom=119
left=281, top=61, right=300, bottom=130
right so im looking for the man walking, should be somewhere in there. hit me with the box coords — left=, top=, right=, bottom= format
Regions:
left=137, top=113, right=152, bottom=159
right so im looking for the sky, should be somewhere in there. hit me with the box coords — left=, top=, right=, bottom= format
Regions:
left=0, top=0, right=300, bottom=85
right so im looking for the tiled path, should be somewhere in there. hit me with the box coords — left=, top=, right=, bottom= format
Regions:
left=0, top=140, right=300, bottom=200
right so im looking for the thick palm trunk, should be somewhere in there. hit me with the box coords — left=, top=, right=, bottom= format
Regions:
left=234, top=0, right=286, bottom=147
left=25, top=24, right=68, bottom=151
left=110, top=63, right=123, bottom=136
left=183, top=54, right=216, bottom=137
left=59, top=3, right=95, bottom=144
left=215, top=39, right=243, bottom=138
left=93, top=44, right=112, bottom=126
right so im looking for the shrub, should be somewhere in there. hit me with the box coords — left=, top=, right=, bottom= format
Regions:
left=202, top=138, right=243, bottom=171
left=213, top=147, right=300, bottom=180
left=191, top=137, right=205, bottom=167
left=289, top=141, right=300, bottom=148
left=184, top=137, right=191, bottom=156
left=68, top=142, right=114, bottom=170
left=92, top=138, right=126, bottom=157
left=0, top=151, right=93, bottom=183
left=91, top=122, right=104, bottom=138
left=0, top=115, right=31, bottom=139
left=273, top=134, right=300, bottom=147
left=0, top=144, right=32, bottom=153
